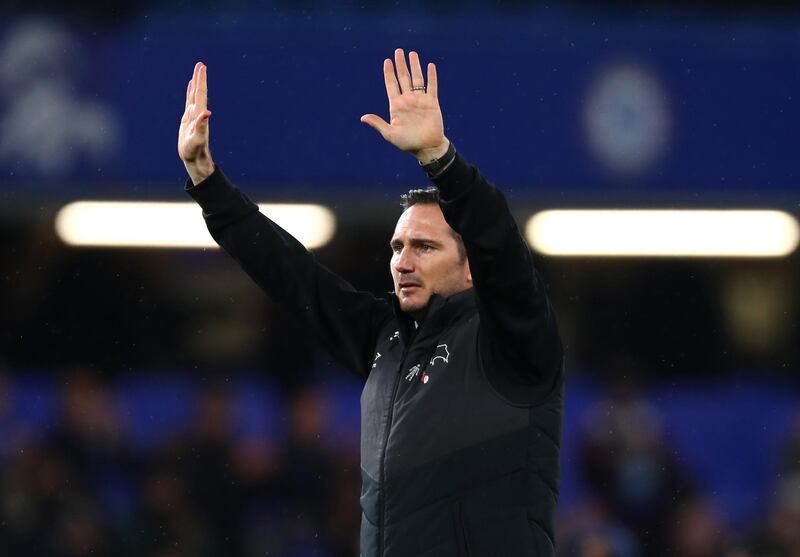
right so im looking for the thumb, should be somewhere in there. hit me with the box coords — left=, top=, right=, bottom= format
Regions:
left=360, top=114, right=391, bottom=138
left=194, top=110, right=212, bottom=130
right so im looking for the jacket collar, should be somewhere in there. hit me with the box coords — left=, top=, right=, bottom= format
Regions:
left=389, top=288, right=477, bottom=344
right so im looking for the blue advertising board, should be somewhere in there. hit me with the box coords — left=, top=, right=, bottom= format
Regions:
left=1, top=12, right=798, bottom=202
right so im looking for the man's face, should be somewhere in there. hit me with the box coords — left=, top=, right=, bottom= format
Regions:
left=390, top=203, right=472, bottom=314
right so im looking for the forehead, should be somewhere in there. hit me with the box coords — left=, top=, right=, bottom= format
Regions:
left=392, top=203, right=453, bottom=241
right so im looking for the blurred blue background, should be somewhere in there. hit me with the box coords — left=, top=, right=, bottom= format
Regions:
left=4, top=2, right=800, bottom=199
left=1, top=2, right=800, bottom=557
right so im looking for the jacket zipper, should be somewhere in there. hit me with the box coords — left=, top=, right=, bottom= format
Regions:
left=377, top=353, right=406, bottom=556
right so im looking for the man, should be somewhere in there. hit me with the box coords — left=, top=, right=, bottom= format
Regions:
left=178, top=49, right=564, bottom=557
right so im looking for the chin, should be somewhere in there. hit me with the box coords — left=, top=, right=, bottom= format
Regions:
left=398, top=294, right=429, bottom=314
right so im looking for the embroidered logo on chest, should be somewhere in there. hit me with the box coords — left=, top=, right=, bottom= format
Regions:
left=429, top=344, right=450, bottom=366
left=404, top=343, right=451, bottom=384
left=405, top=364, right=421, bottom=382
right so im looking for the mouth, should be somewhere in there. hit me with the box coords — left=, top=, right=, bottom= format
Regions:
left=398, top=282, right=421, bottom=293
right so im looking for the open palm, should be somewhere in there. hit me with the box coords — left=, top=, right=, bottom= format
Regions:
left=178, top=62, right=214, bottom=183
left=361, top=49, right=448, bottom=162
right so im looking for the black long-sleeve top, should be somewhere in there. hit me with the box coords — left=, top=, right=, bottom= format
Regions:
left=187, top=149, right=564, bottom=557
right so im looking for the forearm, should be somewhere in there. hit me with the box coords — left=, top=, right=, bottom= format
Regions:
left=432, top=151, right=562, bottom=381
left=186, top=167, right=389, bottom=376
left=432, top=150, right=522, bottom=257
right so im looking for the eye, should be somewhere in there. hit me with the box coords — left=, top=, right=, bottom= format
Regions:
left=391, top=243, right=402, bottom=254
left=420, top=244, right=434, bottom=253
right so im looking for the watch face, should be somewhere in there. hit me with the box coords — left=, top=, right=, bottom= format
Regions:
left=584, top=63, right=671, bottom=175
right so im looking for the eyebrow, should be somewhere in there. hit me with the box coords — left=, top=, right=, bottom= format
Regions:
left=389, top=237, right=443, bottom=249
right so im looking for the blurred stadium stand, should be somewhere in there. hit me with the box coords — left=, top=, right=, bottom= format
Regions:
left=1, top=2, right=800, bottom=556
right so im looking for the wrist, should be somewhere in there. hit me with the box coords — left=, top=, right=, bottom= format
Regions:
left=185, top=156, right=215, bottom=186
left=414, top=139, right=450, bottom=165
left=419, top=141, right=456, bottom=180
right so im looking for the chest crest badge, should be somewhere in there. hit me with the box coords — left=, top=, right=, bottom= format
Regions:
left=402, top=344, right=450, bottom=384
left=429, top=344, right=450, bottom=367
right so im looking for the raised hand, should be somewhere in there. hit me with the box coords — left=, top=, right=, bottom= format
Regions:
left=178, top=62, right=215, bottom=185
left=361, top=49, right=450, bottom=164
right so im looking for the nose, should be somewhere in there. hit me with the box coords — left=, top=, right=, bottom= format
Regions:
left=393, top=247, right=414, bottom=274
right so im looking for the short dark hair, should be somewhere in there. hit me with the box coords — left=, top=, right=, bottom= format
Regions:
left=399, top=186, right=467, bottom=261
left=400, top=186, right=440, bottom=211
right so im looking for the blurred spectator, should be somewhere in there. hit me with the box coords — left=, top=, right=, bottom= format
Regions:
left=242, top=386, right=337, bottom=556
left=130, top=386, right=246, bottom=556
left=0, top=440, right=111, bottom=556
left=724, top=532, right=794, bottom=557
left=753, top=410, right=800, bottom=557
left=720, top=409, right=800, bottom=557
left=51, top=369, right=137, bottom=526
left=3, top=369, right=800, bottom=556
left=579, top=375, right=693, bottom=555
left=558, top=499, right=640, bottom=557
left=671, top=496, right=726, bottom=557
left=134, top=459, right=216, bottom=557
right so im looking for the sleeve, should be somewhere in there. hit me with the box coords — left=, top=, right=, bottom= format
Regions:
left=185, top=166, right=392, bottom=379
left=432, top=151, right=563, bottom=386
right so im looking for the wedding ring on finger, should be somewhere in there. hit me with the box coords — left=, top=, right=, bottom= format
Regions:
left=411, top=86, right=426, bottom=92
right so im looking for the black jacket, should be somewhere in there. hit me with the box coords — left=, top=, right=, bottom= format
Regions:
left=186, top=150, right=564, bottom=557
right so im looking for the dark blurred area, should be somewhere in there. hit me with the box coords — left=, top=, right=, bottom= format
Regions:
left=2, top=1, right=800, bottom=556
left=5, top=0, right=800, bottom=19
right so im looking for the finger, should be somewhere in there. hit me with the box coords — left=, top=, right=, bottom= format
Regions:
left=183, top=78, right=196, bottom=122
left=196, top=64, right=208, bottom=111
left=192, top=61, right=202, bottom=83
left=383, top=58, right=400, bottom=99
left=193, top=110, right=212, bottom=132
left=185, top=80, right=193, bottom=111
left=427, top=63, right=438, bottom=98
left=409, top=51, right=425, bottom=91
left=360, top=114, right=391, bottom=138
left=394, top=48, right=412, bottom=93
left=190, top=61, right=202, bottom=100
